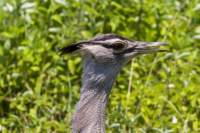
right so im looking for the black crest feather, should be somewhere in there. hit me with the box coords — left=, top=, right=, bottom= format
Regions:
left=59, top=43, right=80, bottom=55
left=59, top=41, right=89, bottom=55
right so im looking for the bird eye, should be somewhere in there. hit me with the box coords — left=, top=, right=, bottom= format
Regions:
left=112, top=41, right=127, bottom=51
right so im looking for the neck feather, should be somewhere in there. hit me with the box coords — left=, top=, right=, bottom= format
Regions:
left=72, top=58, right=120, bottom=133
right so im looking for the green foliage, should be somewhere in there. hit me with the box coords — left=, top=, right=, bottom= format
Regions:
left=0, top=0, right=200, bottom=132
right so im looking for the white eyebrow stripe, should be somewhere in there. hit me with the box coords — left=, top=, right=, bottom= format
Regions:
left=95, top=38, right=122, bottom=44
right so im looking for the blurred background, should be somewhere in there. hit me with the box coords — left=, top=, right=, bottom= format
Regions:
left=0, top=0, right=200, bottom=132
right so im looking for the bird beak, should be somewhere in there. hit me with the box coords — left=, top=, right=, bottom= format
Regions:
left=129, top=41, right=168, bottom=54
left=122, top=41, right=168, bottom=60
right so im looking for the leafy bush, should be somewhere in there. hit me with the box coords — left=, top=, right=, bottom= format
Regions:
left=0, top=0, right=200, bottom=132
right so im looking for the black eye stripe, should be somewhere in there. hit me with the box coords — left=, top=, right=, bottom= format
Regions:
left=84, top=41, right=127, bottom=50
left=102, top=44, right=113, bottom=49
left=101, top=41, right=127, bottom=49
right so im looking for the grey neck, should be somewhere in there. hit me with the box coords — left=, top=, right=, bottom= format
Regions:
left=72, top=56, right=121, bottom=133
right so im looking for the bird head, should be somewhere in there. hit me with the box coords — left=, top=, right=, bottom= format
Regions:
left=60, top=34, right=167, bottom=65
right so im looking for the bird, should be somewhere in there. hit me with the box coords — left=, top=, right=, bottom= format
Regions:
left=60, top=33, right=167, bottom=133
